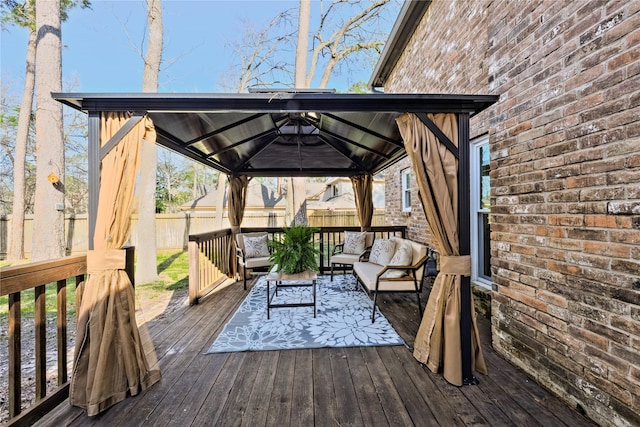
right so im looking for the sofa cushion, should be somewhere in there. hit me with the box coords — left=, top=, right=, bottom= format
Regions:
left=243, top=234, right=269, bottom=258
left=331, top=252, right=361, bottom=265
left=368, top=239, right=396, bottom=266
left=342, top=231, right=367, bottom=254
left=354, top=261, right=418, bottom=292
left=381, top=241, right=414, bottom=278
left=353, top=261, right=384, bottom=290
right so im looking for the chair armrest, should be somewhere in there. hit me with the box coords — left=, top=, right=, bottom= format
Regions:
left=359, top=246, right=372, bottom=262
left=331, top=243, right=344, bottom=256
left=375, top=255, right=429, bottom=279
left=236, top=247, right=246, bottom=262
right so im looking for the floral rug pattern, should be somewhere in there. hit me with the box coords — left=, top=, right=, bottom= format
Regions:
left=206, top=274, right=405, bottom=353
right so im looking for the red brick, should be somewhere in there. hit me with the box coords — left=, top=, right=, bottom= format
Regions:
left=384, top=1, right=640, bottom=424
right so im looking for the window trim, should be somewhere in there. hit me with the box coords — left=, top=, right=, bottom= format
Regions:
left=401, top=168, right=411, bottom=213
left=470, top=135, right=491, bottom=289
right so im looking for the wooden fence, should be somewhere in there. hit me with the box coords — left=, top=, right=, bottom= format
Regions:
left=0, top=210, right=385, bottom=258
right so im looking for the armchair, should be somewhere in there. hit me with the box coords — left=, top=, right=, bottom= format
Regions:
left=329, top=231, right=375, bottom=281
left=236, top=232, right=273, bottom=290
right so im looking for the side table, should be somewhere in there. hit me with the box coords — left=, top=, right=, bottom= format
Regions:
left=265, top=269, right=317, bottom=319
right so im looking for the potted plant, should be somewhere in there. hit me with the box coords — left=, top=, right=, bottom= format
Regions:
left=268, top=225, right=320, bottom=274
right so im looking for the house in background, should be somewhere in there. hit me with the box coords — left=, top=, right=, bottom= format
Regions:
left=371, top=1, right=640, bottom=426
left=180, top=177, right=385, bottom=228
left=306, top=176, right=386, bottom=212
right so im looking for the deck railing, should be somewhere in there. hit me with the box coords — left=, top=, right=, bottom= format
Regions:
left=188, top=229, right=233, bottom=305
left=187, top=226, right=406, bottom=304
left=0, top=247, right=134, bottom=427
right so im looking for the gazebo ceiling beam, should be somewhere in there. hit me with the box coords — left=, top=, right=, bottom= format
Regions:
left=185, top=112, right=266, bottom=147
left=155, top=126, right=232, bottom=175
left=322, top=112, right=403, bottom=147
left=232, top=134, right=282, bottom=173
left=206, top=127, right=278, bottom=158
left=320, top=128, right=391, bottom=160
left=318, top=135, right=370, bottom=173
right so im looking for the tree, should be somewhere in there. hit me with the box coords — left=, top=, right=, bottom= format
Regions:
left=218, top=11, right=296, bottom=93
left=135, top=0, right=162, bottom=284
left=1, top=0, right=90, bottom=260
left=290, top=0, right=312, bottom=226
left=306, top=0, right=391, bottom=88
left=30, top=0, right=64, bottom=261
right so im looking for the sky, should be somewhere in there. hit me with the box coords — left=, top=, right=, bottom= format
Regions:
left=1, top=0, right=400, bottom=98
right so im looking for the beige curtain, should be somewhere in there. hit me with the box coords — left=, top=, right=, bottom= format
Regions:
left=350, top=174, right=374, bottom=231
left=226, top=174, right=250, bottom=276
left=396, top=112, right=486, bottom=386
left=70, top=112, right=161, bottom=415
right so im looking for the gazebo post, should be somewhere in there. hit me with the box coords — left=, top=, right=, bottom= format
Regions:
left=87, top=111, right=101, bottom=251
left=458, top=113, right=477, bottom=385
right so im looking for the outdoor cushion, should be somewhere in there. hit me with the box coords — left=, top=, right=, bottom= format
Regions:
left=244, top=256, right=272, bottom=269
left=381, top=240, right=414, bottom=278
left=368, top=239, right=396, bottom=266
left=244, top=234, right=269, bottom=258
left=342, top=231, right=367, bottom=254
left=330, top=252, right=361, bottom=265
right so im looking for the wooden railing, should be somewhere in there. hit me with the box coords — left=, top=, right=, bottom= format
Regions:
left=0, top=247, right=134, bottom=426
left=188, top=229, right=233, bottom=305
left=187, top=226, right=407, bottom=305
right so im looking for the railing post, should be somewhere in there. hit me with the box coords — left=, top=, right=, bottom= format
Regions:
left=8, top=292, right=21, bottom=418
left=188, top=238, right=200, bottom=305
left=35, top=285, right=46, bottom=400
left=57, top=279, right=67, bottom=385
left=124, top=246, right=135, bottom=287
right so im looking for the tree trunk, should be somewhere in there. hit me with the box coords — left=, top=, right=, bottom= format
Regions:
left=289, top=0, right=311, bottom=226
left=214, top=173, right=226, bottom=230
left=8, top=29, right=36, bottom=261
left=135, top=0, right=163, bottom=284
left=31, top=0, right=64, bottom=261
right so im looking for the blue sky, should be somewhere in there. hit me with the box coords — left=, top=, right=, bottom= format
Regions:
left=1, top=0, right=400, bottom=97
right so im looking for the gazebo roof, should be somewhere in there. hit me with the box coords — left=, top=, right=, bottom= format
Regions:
left=53, top=91, right=498, bottom=177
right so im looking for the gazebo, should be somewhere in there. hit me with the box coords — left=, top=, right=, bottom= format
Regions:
left=54, top=90, right=498, bottom=415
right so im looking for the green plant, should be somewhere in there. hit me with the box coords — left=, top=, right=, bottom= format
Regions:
left=269, top=225, right=320, bottom=274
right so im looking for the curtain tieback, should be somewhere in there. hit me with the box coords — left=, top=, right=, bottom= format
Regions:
left=439, top=255, right=471, bottom=276
left=87, top=249, right=126, bottom=274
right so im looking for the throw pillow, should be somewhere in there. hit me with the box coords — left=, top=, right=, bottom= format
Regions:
left=381, top=241, right=414, bottom=278
left=368, top=239, right=396, bottom=266
left=342, top=231, right=367, bottom=255
left=244, top=234, right=269, bottom=258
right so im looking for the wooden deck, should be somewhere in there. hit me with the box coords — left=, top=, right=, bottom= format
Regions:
left=37, top=276, right=595, bottom=427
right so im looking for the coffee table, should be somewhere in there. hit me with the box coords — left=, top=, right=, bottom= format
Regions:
left=265, top=269, right=317, bottom=319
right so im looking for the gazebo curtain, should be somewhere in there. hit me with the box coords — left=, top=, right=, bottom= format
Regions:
left=396, top=112, right=487, bottom=386
left=226, top=174, right=250, bottom=276
left=70, top=112, right=161, bottom=415
left=350, top=174, right=374, bottom=231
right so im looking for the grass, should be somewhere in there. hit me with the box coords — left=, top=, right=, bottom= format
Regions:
left=0, top=250, right=189, bottom=315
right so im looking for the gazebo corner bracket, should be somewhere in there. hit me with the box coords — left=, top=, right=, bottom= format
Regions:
left=415, top=112, right=459, bottom=159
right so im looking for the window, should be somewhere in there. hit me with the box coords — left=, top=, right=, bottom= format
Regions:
left=331, top=185, right=339, bottom=197
left=470, top=136, right=491, bottom=287
left=401, top=168, right=411, bottom=212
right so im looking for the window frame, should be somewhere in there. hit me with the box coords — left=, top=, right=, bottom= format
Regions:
left=401, top=168, right=411, bottom=213
left=470, top=135, right=492, bottom=289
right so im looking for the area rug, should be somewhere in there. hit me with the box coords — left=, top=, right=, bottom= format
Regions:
left=206, top=274, right=405, bottom=353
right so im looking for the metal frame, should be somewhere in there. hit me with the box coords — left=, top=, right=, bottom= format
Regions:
left=54, top=91, right=498, bottom=384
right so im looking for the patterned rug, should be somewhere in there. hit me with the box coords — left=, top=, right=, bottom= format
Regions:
left=206, top=274, right=405, bottom=353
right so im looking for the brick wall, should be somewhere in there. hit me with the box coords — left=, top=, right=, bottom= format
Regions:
left=382, top=1, right=640, bottom=425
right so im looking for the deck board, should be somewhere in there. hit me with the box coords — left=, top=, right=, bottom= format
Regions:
left=36, top=275, right=597, bottom=427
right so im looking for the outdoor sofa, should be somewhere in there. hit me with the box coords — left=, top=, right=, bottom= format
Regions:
left=353, top=236, right=428, bottom=322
